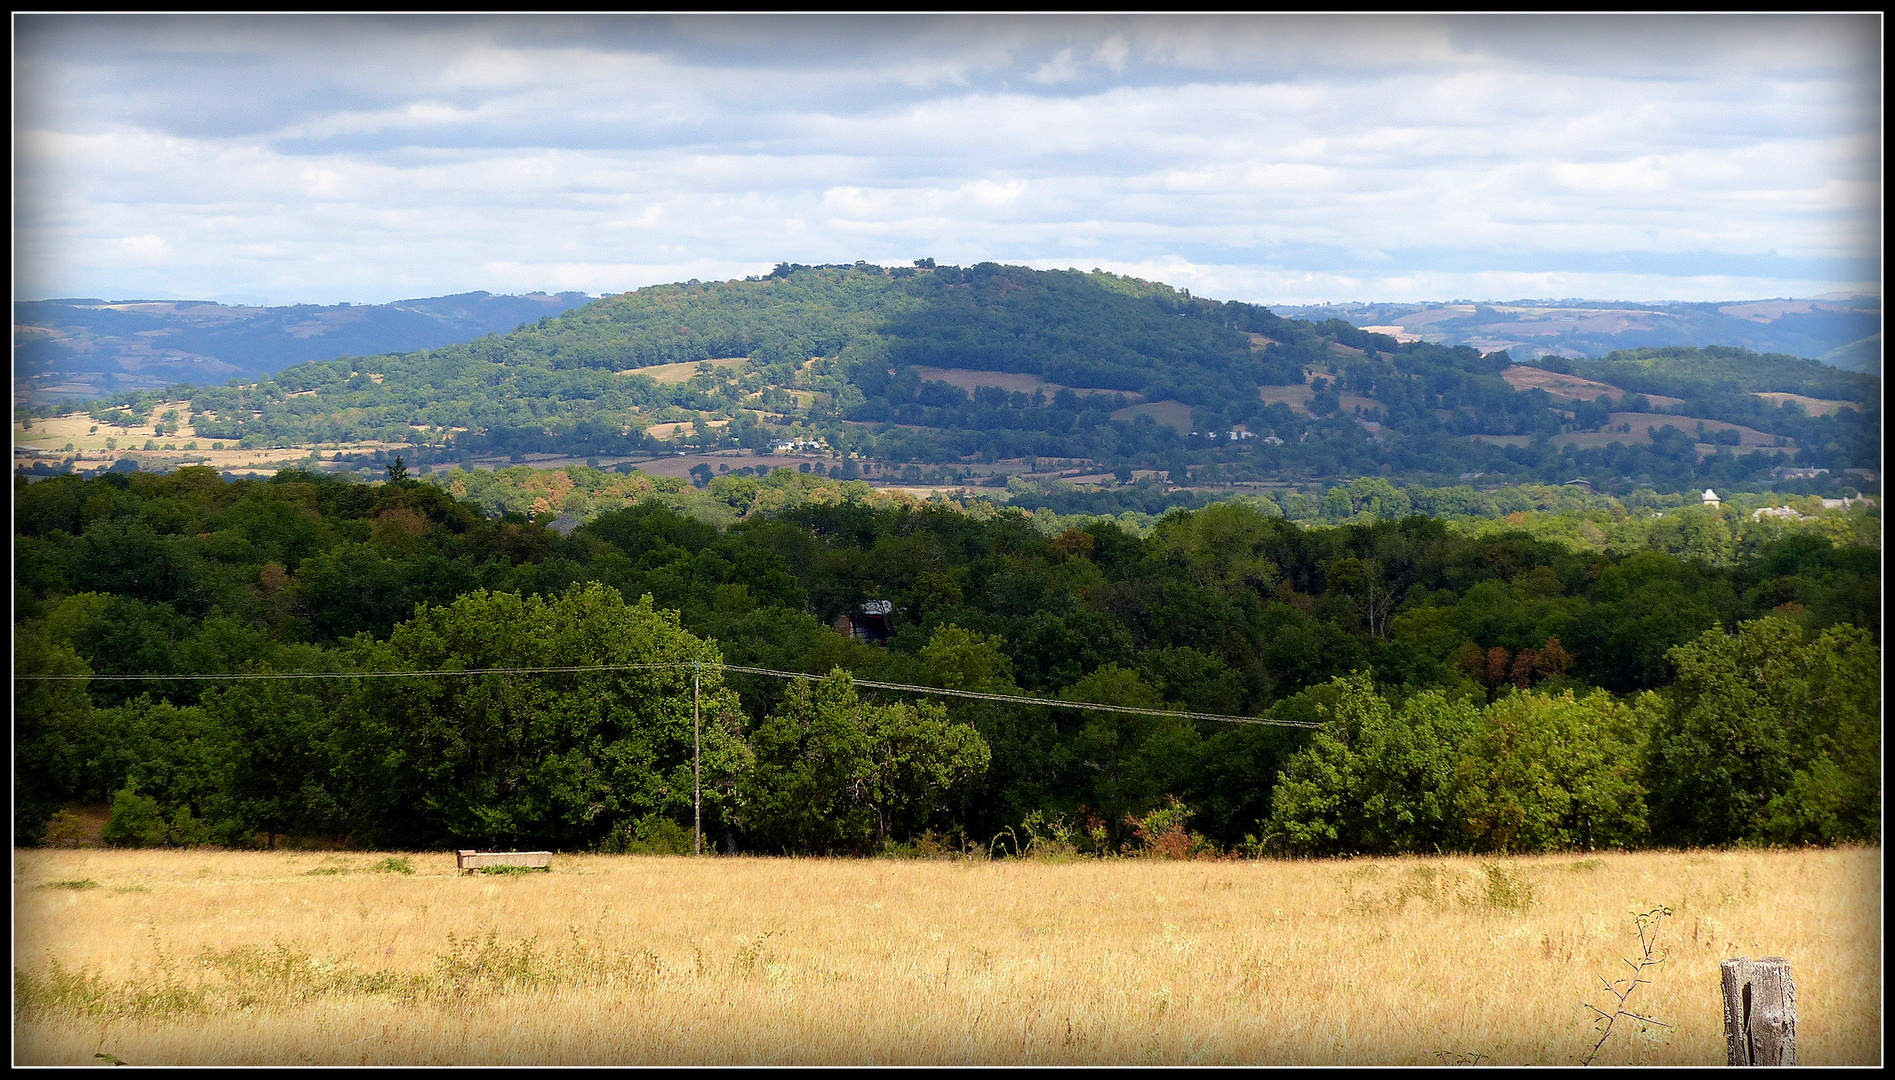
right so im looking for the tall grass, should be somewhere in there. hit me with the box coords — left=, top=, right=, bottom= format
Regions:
left=12, top=847, right=1880, bottom=1065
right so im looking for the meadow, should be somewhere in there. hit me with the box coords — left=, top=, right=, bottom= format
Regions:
left=12, top=847, right=1881, bottom=1065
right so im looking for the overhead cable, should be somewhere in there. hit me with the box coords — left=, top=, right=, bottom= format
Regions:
left=17, top=660, right=1322, bottom=729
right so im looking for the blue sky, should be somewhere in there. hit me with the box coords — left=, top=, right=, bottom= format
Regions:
left=13, top=14, right=1881, bottom=307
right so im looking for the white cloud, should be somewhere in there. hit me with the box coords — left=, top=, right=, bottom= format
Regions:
left=12, top=15, right=1878, bottom=306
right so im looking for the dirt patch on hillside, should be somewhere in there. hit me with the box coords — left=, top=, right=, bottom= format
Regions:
left=1501, top=366, right=1685, bottom=409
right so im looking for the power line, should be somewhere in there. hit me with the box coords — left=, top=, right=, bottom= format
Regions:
left=16, top=660, right=1322, bottom=729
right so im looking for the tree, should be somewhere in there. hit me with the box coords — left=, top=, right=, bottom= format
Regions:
left=737, top=671, right=990, bottom=852
left=12, top=627, right=97, bottom=844
left=1454, top=689, right=1654, bottom=852
left=1149, top=503, right=1281, bottom=600
left=1266, top=673, right=1480, bottom=855
left=1646, top=617, right=1880, bottom=845
left=334, top=583, right=743, bottom=849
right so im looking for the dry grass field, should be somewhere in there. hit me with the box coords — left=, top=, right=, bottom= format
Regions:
left=1500, top=366, right=1687, bottom=410
left=1752, top=391, right=1859, bottom=417
left=908, top=366, right=1143, bottom=403
left=12, top=847, right=1880, bottom=1066
left=618, top=357, right=749, bottom=385
left=12, top=408, right=415, bottom=478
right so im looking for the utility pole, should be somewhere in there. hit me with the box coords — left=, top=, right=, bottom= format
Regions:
left=693, top=662, right=702, bottom=856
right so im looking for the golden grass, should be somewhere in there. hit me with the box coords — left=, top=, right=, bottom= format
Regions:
left=12, top=847, right=1880, bottom=1066
left=11, top=407, right=417, bottom=476
left=1500, top=365, right=1686, bottom=409
left=1752, top=392, right=1858, bottom=417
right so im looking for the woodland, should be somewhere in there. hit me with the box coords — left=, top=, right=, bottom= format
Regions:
left=14, top=462, right=1879, bottom=857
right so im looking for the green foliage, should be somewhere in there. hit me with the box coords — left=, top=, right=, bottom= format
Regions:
left=1647, top=617, right=1880, bottom=845
left=1266, top=674, right=1480, bottom=855
left=101, top=782, right=168, bottom=848
left=739, top=671, right=991, bottom=853
left=11, top=464, right=1880, bottom=857
left=1455, top=690, right=1654, bottom=852
left=1271, top=678, right=1658, bottom=855
left=12, top=625, right=97, bottom=844
left=336, top=582, right=741, bottom=850
left=1122, top=795, right=1220, bottom=859
left=63, top=262, right=1872, bottom=494
left=598, top=813, right=696, bottom=855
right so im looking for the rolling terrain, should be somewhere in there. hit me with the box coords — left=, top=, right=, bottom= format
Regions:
left=1271, top=295, right=1881, bottom=375
left=12, top=291, right=595, bottom=404
left=13, top=263, right=1880, bottom=499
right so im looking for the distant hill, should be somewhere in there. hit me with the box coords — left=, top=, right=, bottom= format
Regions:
left=12, top=290, right=596, bottom=404
left=16, top=263, right=1879, bottom=498
left=1269, top=296, right=1882, bottom=375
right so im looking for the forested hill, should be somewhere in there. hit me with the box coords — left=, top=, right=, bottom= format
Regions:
left=46, top=262, right=1882, bottom=496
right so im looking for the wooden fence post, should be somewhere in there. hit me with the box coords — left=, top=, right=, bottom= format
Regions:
left=1721, top=957, right=1796, bottom=1065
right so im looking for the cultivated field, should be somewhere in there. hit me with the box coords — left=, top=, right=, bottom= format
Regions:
left=12, top=847, right=1879, bottom=1066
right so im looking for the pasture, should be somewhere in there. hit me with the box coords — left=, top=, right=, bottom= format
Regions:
left=12, top=847, right=1880, bottom=1066
left=910, top=365, right=1143, bottom=403
left=618, top=357, right=749, bottom=384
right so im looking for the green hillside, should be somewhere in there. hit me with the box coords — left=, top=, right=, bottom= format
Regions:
left=31, top=262, right=1881, bottom=498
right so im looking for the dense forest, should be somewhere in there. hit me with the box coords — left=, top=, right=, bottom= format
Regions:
left=32, top=263, right=1879, bottom=498
left=15, top=464, right=1879, bottom=856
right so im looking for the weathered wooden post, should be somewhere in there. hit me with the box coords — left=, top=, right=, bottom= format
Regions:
left=1721, top=957, right=1796, bottom=1065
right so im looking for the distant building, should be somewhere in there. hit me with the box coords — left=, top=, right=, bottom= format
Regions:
left=833, top=600, right=894, bottom=645
left=1700, top=489, right=1721, bottom=506
left=1751, top=506, right=1806, bottom=521
left=547, top=515, right=581, bottom=536
left=1262, top=435, right=1284, bottom=446
left=1563, top=479, right=1593, bottom=490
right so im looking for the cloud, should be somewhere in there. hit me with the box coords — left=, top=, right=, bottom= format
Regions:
left=13, top=14, right=1879, bottom=306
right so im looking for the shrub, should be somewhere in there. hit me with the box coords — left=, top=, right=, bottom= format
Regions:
left=101, top=784, right=167, bottom=848
left=599, top=813, right=695, bottom=855
left=44, top=810, right=90, bottom=848
left=1123, top=795, right=1218, bottom=859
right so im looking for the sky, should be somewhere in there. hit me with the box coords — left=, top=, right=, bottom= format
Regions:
left=13, top=14, right=1883, bottom=308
